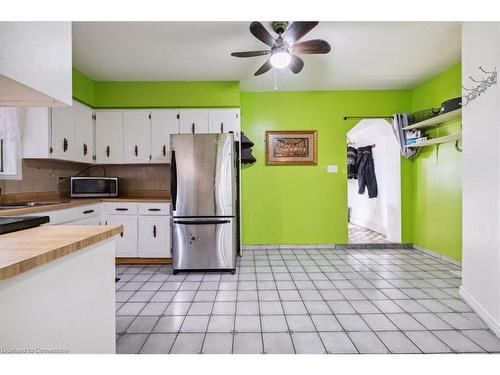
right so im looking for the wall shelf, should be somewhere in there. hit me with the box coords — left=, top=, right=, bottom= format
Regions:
left=404, top=133, right=462, bottom=148
left=403, top=108, right=462, bottom=130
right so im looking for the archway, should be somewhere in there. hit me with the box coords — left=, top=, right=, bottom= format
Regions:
left=347, top=119, right=402, bottom=243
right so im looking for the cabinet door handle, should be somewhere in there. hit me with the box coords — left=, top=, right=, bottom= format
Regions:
left=106, top=146, right=110, bottom=157
left=115, top=208, right=128, bottom=211
left=83, top=143, right=88, bottom=156
left=134, top=145, right=138, bottom=157
left=0, top=138, right=4, bottom=173
left=153, top=224, right=157, bottom=238
left=191, top=122, right=195, bottom=134
left=162, top=145, right=166, bottom=156
left=83, top=209, right=94, bottom=214
left=63, top=138, right=68, bottom=152
left=148, top=208, right=161, bottom=212
left=220, top=122, right=224, bottom=133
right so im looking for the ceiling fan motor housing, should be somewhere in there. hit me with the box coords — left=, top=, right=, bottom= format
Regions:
left=271, top=21, right=289, bottom=35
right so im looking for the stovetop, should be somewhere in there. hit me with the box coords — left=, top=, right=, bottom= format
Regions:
left=0, top=216, right=50, bottom=235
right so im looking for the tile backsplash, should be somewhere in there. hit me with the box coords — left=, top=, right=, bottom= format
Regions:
left=0, top=160, right=170, bottom=200
left=87, top=164, right=170, bottom=195
left=0, top=159, right=84, bottom=196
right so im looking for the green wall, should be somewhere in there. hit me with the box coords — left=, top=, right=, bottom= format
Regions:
left=72, top=68, right=96, bottom=107
left=72, top=68, right=240, bottom=108
left=407, top=64, right=462, bottom=260
left=240, top=90, right=411, bottom=245
left=73, top=66, right=462, bottom=258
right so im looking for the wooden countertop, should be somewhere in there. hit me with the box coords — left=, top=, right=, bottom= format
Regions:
left=0, top=225, right=123, bottom=281
left=0, top=197, right=171, bottom=216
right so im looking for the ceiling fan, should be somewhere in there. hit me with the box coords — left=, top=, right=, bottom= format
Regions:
left=231, top=21, right=331, bottom=76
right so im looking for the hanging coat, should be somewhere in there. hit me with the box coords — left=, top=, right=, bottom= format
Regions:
left=356, top=146, right=378, bottom=198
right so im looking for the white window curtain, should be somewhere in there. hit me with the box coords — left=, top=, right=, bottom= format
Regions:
left=0, top=107, right=22, bottom=178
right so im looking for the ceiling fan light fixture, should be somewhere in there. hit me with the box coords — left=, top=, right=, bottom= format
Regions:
left=270, top=51, right=291, bottom=69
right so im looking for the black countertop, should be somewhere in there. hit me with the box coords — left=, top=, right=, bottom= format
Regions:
left=0, top=216, right=50, bottom=235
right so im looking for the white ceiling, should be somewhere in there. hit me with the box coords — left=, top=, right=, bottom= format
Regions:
left=72, top=21, right=461, bottom=91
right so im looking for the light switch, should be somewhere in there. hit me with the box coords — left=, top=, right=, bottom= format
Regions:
left=327, top=165, right=338, bottom=173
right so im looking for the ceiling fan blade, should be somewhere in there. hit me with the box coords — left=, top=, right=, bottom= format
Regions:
left=283, top=21, right=319, bottom=43
left=250, top=22, right=275, bottom=47
left=289, top=55, right=304, bottom=74
left=254, top=59, right=273, bottom=76
left=231, top=50, right=271, bottom=58
left=291, top=39, right=331, bottom=54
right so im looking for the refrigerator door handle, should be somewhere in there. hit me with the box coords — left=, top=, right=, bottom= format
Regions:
left=170, top=150, right=177, bottom=211
left=173, top=219, right=231, bottom=225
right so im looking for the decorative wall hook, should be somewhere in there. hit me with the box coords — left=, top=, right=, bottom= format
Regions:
left=463, top=66, right=497, bottom=107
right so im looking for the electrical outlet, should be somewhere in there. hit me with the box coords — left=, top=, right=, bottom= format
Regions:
left=327, top=165, right=338, bottom=173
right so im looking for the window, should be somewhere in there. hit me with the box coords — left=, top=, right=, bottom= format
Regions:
left=0, top=107, right=22, bottom=180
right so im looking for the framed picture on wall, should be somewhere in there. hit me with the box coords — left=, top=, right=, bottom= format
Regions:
left=265, top=130, right=318, bottom=165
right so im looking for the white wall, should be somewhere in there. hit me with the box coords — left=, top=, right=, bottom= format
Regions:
left=0, top=22, right=72, bottom=106
left=347, top=119, right=401, bottom=242
left=460, top=22, right=500, bottom=337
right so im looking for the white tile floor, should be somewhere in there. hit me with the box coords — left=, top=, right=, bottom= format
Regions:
left=349, top=223, right=387, bottom=243
left=115, top=248, right=500, bottom=354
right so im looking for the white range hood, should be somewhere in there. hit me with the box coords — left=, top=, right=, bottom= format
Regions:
left=0, top=22, right=72, bottom=107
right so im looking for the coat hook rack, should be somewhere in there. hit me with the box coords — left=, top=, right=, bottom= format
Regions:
left=463, top=66, right=497, bottom=107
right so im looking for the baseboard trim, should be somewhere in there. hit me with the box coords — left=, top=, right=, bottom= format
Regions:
left=116, top=258, right=172, bottom=265
left=459, top=286, right=500, bottom=338
left=243, top=244, right=336, bottom=250
left=412, top=244, right=461, bottom=267
left=242, top=243, right=413, bottom=250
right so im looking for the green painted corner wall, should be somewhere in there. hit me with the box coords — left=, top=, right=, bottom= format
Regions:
left=406, top=64, right=462, bottom=260
left=72, top=68, right=95, bottom=107
left=72, top=68, right=240, bottom=108
left=240, top=90, right=411, bottom=245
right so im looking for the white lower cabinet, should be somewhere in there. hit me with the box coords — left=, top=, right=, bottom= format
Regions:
left=106, top=215, right=138, bottom=258
left=103, top=202, right=171, bottom=259
left=138, top=216, right=171, bottom=258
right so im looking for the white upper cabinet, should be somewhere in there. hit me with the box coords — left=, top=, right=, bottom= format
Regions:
left=123, top=111, right=151, bottom=164
left=23, top=101, right=95, bottom=163
left=0, top=22, right=72, bottom=106
left=151, top=110, right=179, bottom=163
left=179, top=110, right=209, bottom=134
left=22, top=107, right=239, bottom=165
left=208, top=109, right=240, bottom=140
left=51, top=106, right=75, bottom=160
left=73, top=102, right=94, bottom=163
left=95, top=111, right=123, bottom=164
left=0, top=108, right=23, bottom=180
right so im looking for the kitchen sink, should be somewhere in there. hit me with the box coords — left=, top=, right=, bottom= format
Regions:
left=0, top=201, right=69, bottom=210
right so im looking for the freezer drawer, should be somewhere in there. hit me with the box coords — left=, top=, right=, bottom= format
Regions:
left=172, top=217, right=236, bottom=272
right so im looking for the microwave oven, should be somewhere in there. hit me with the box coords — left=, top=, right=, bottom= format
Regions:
left=70, top=177, right=118, bottom=198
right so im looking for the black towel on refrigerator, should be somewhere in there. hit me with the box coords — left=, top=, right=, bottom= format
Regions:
left=356, top=146, right=378, bottom=198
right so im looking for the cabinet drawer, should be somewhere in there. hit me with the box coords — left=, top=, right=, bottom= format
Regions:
left=75, top=204, right=100, bottom=219
left=104, top=202, right=138, bottom=215
left=24, top=207, right=77, bottom=225
left=138, top=203, right=171, bottom=215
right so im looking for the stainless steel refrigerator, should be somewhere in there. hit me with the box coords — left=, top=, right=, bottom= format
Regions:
left=170, top=133, right=238, bottom=273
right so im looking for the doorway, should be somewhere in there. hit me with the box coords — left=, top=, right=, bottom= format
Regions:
left=347, top=119, right=402, bottom=244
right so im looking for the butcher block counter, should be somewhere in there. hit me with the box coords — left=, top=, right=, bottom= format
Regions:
left=0, top=224, right=123, bottom=354
left=0, top=224, right=123, bottom=281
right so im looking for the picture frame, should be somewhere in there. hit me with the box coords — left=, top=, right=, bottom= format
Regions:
left=265, top=130, right=318, bottom=165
